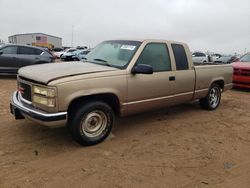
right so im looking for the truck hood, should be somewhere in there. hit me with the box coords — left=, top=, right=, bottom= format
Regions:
left=18, top=62, right=118, bottom=84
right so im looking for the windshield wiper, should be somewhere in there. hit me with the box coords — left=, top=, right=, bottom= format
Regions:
left=93, top=58, right=108, bottom=62
left=92, top=58, right=112, bottom=66
left=90, top=58, right=119, bottom=68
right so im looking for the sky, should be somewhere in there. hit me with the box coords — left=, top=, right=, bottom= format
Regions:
left=0, top=0, right=249, bottom=54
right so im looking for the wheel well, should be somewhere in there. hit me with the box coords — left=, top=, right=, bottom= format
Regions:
left=68, top=93, right=120, bottom=116
left=212, top=80, right=224, bottom=90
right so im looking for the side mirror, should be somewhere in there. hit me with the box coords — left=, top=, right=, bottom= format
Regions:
left=0, top=51, right=3, bottom=55
left=131, top=64, right=153, bottom=74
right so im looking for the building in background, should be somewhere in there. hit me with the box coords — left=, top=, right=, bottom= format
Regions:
left=8, top=33, right=62, bottom=49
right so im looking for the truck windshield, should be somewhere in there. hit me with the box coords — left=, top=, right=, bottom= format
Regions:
left=84, top=40, right=142, bottom=69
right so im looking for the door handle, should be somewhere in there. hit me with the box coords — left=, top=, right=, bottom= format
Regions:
left=169, top=76, right=175, bottom=81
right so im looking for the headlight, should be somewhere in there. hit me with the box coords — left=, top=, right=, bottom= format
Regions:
left=33, top=95, right=56, bottom=107
left=32, top=86, right=56, bottom=107
left=33, top=86, right=56, bottom=97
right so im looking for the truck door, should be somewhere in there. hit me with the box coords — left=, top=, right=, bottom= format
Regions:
left=171, top=43, right=195, bottom=103
left=127, top=43, right=176, bottom=115
left=0, top=46, right=18, bottom=73
left=17, top=46, right=43, bottom=67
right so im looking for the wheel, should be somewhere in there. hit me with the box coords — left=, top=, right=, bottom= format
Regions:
left=68, top=101, right=114, bottom=146
left=199, top=84, right=221, bottom=110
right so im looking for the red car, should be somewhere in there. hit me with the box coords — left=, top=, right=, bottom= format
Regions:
left=232, top=53, right=250, bottom=88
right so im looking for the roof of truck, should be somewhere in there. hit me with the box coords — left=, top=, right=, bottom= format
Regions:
left=107, top=39, right=187, bottom=44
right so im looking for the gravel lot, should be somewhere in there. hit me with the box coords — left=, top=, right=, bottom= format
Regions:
left=0, top=76, right=250, bottom=188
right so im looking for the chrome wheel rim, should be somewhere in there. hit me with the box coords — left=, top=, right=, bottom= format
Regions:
left=209, top=87, right=220, bottom=108
left=81, top=110, right=108, bottom=138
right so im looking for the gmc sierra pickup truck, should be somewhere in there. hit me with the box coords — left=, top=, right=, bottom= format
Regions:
left=10, top=39, right=233, bottom=146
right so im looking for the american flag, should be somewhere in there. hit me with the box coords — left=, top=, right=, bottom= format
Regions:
left=36, top=36, right=47, bottom=44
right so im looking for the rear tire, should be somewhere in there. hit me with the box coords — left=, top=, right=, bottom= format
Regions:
left=68, top=101, right=114, bottom=146
left=200, top=84, right=221, bottom=110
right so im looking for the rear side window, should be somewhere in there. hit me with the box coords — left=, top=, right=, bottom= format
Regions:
left=192, top=52, right=197, bottom=57
left=193, top=52, right=205, bottom=57
left=19, top=46, right=43, bottom=55
left=171, top=44, right=189, bottom=70
left=0, top=46, right=18, bottom=54
left=42, top=51, right=53, bottom=57
left=136, top=43, right=171, bottom=72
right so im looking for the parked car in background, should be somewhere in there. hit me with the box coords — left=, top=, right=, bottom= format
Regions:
left=211, top=53, right=222, bottom=61
left=60, top=48, right=77, bottom=60
left=61, top=49, right=90, bottom=61
left=52, top=48, right=64, bottom=59
left=61, top=49, right=78, bottom=61
left=76, top=49, right=90, bottom=60
left=192, top=52, right=211, bottom=63
left=214, top=55, right=239, bottom=64
left=232, top=53, right=250, bottom=88
left=0, top=44, right=54, bottom=74
left=76, top=46, right=88, bottom=50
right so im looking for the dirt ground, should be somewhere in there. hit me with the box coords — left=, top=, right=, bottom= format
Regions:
left=0, top=76, right=250, bottom=188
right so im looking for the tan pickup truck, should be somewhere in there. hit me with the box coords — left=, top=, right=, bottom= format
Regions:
left=10, top=39, right=233, bottom=145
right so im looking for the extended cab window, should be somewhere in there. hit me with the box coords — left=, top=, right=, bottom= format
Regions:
left=19, top=46, right=42, bottom=55
left=136, top=43, right=171, bottom=72
left=0, top=46, right=18, bottom=54
left=171, top=44, right=189, bottom=70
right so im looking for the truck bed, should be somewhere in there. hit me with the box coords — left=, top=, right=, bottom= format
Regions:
left=193, top=63, right=233, bottom=100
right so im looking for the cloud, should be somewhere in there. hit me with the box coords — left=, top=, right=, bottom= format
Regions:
left=0, top=0, right=249, bottom=54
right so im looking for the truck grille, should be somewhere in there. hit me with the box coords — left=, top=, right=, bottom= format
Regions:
left=234, top=68, right=250, bottom=76
left=19, top=82, right=32, bottom=102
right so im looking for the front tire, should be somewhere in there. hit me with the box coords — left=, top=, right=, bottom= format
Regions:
left=68, top=101, right=114, bottom=146
left=200, top=84, right=221, bottom=110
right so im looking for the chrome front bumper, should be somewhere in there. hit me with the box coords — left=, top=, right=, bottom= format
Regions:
left=10, top=91, right=67, bottom=127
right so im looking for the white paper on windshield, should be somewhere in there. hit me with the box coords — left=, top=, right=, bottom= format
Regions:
left=120, top=45, right=136, bottom=50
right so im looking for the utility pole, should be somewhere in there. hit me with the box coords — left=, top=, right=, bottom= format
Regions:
left=71, top=25, right=74, bottom=47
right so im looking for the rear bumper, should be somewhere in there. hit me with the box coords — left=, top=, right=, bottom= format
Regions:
left=10, top=91, right=67, bottom=127
left=233, top=75, right=250, bottom=88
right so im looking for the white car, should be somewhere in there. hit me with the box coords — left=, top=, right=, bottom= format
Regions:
left=211, top=53, right=222, bottom=61
left=192, top=52, right=210, bottom=63
left=53, top=48, right=77, bottom=59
